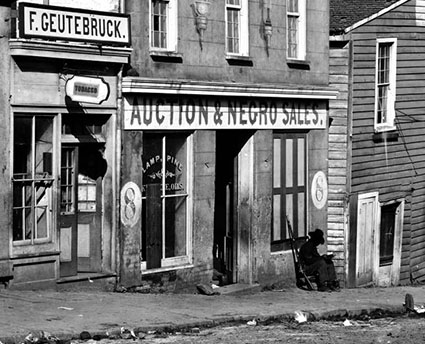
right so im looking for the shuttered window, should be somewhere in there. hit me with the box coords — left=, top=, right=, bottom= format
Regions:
left=272, top=132, right=307, bottom=252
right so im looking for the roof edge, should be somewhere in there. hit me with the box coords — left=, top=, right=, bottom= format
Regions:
left=343, top=0, right=409, bottom=34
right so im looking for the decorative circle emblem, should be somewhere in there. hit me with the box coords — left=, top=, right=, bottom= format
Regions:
left=120, top=182, right=142, bottom=227
left=311, top=171, right=328, bottom=210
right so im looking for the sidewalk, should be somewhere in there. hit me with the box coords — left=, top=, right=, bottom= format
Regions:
left=1, top=284, right=424, bottom=343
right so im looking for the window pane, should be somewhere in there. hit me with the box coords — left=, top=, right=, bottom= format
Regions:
left=273, top=138, right=281, bottom=188
left=61, top=148, right=75, bottom=213
left=227, top=9, right=240, bottom=53
left=14, top=117, right=32, bottom=179
left=287, top=0, right=298, bottom=13
left=152, top=1, right=167, bottom=48
left=286, top=193, right=293, bottom=238
left=35, top=117, right=53, bottom=178
left=142, top=134, right=163, bottom=197
left=297, top=138, right=305, bottom=186
left=273, top=194, right=281, bottom=241
left=297, top=192, right=305, bottom=237
left=380, top=203, right=397, bottom=265
left=285, top=139, right=293, bottom=187
left=165, top=135, right=187, bottom=196
left=288, top=16, right=298, bottom=58
left=35, top=181, right=51, bottom=239
left=165, top=196, right=187, bottom=258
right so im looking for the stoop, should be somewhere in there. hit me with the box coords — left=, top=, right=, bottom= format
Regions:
left=217, top=283, right=262, bottom=295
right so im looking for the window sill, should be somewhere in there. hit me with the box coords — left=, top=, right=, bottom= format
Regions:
left=225, top=55, right=253, bottom=66
left=373, top=130, right=399, bottom=143
left=287, top=59, right=310, bottom=70
left=150, top=50, right=183, bottom=63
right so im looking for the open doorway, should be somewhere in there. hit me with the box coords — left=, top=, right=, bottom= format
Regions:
left=213, top=130, right=254, bottom=285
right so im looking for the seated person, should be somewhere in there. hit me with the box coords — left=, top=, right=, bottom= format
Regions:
left=299, top=228, right=340, bottom=292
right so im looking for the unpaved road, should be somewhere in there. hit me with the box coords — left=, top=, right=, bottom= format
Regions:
left=73, top=315, right=425, bottom=344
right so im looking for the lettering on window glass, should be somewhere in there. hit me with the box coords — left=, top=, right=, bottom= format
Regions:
left=142, top=154, right=185, bottom=193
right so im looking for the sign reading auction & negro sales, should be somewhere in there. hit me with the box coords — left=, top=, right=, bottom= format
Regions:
left=124, top=95, right=328, bottom=130
left=18, top=2, right=130, bottom=46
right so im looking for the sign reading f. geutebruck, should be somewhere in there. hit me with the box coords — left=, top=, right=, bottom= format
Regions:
left=18, top=2, right=130, bottom=46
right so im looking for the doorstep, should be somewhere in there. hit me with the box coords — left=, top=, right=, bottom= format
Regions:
left=57, top=272, right=117, bottom=291
left=216, top=283, right=262, bottom=296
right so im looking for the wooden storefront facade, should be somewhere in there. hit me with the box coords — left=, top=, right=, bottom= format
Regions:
left=329, top=0, right=425, bottom=287
left=0, top=1, right=131, bottom=289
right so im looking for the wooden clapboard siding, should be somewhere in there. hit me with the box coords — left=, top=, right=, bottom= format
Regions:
left=347, top=0, right=425, bottom=284
left=328, top=43, right=351, bottom=282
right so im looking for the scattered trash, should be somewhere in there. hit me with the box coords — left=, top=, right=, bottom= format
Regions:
left=196, top=283, right=220, bottom=296
left=343, top=319, right=353, bottom=326
left=25, top=331, right=61, bottom=344
left=247, top=319, right=257, bottom=326
left=57, top=306, right=74, bottom=311
left=211, top=284, right=220, bottom=289
left=88, top=277, right=94, bottom=283
left=120, top=327, right=137, bottom=340
left=294, top=311, right=307, bottom=323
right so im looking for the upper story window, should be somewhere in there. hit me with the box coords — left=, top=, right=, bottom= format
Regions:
left=225, top=0, right=249, bottom=56
left=286, top=0, right=306, bottom=60
left=150, top=0, right=178, bottom=52
left=375, top=38, right=397, bottom=132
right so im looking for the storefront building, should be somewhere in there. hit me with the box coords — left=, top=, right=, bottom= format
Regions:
left=119, top=0, right=337, bottom=291
left=0, top=0, right=131, bottom=289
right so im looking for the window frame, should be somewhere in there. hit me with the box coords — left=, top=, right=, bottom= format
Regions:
left=374, top=38, right=397, bottom=132
left=12, top=114, right=57, bottom=247
left=141, top=132, right=193, bottom=270
left=149, top=0, right=178, bottom=52
left=286, top=0, right=306, bottom=61
left=225, top=0, right=249, bottom=57
left=271, top=132, right=308, bottom=252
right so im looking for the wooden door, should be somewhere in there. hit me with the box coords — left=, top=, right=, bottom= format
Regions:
left=356, top=192, right=379, bottom=286
left=60, top=144, right=104, bottom=276
left=60, top=147, right=78, bottom=277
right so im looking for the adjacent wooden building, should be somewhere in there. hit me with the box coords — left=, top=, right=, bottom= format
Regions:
left=328, top=0, right=425, bottom=287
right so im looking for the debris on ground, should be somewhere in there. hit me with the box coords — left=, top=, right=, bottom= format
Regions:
left=294, top=311, right=307, bottom=323
left=343, top=319, right=353, bottom=326
left=247, top=319, right=257, bottom=326
left=404, top=293, right=425, bottom=314
left=24, top=331, right=61, bottom=344
left=196, top=283, right=220, bottom=296
left=120, top=327, right=137, bottom=339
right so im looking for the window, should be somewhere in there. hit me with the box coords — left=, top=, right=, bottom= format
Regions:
left=272, top=133, right=307, bottom=252
left=286, top=0, right=306, bottom=60
left=141, top=132, right=192, bottom=269
left=150, top=0, right=178, bottom=52
left=375, top=38, right=397, bottom=132
left=379, top=203, right=399, bottom=266
left=13, top=115, right=55, bottom=244
left=226, top=0, right=249, bottom=56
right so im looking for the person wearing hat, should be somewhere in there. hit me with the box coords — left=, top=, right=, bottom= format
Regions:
left=299, top=228, right=340, bottom=292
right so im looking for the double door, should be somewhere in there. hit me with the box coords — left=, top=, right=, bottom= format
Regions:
left=59, top=144, right=105, bottom=277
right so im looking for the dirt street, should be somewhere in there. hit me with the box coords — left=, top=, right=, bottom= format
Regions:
left=71, top=315, right=425, bottom=344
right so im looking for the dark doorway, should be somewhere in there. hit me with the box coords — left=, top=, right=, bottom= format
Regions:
left=214, top=130, right=254, bottom=285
